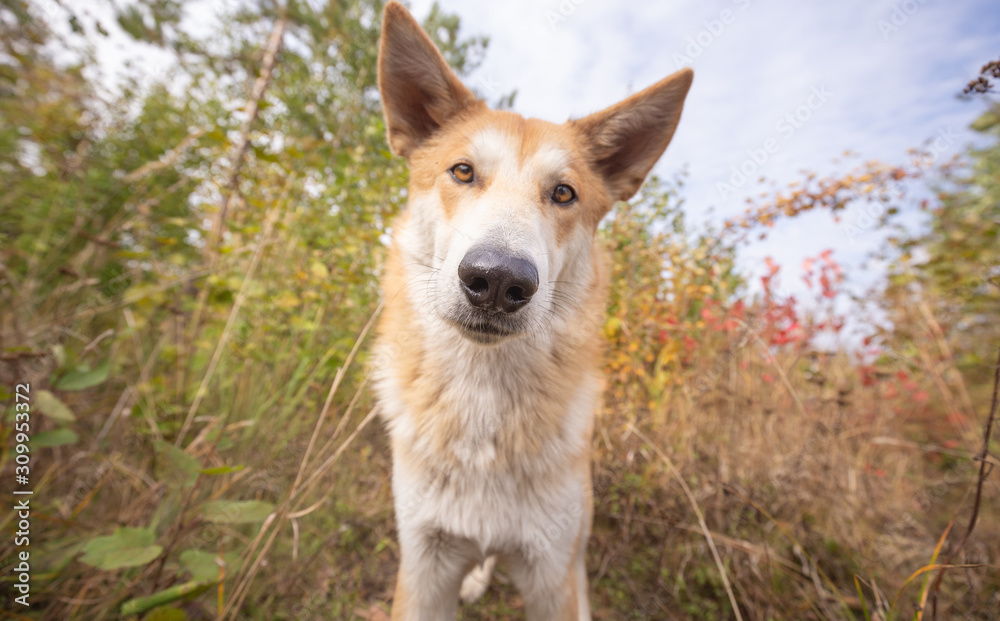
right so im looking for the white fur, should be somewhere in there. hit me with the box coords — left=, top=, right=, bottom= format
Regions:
left=377, top=129, right=599, bottom=621
left=398, top=130, right=594, bottom=348
left=459, top=556, right=495, bottom=603
left=469, top=128, right=520, bottom=182
left=530, top=143, right=571, bottom=176
left=377, top=6, right=691, bottom=618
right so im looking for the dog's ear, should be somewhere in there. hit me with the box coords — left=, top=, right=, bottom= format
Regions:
left=572, top=68, right=693, bottom=203
left=378, top=2, right=481, bottom=158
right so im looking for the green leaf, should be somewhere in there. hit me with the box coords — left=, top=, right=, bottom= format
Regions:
left=200, top=465, right=245, bottom=476
left=200, top=500, right=275, bottom=524
left=34, top=390, right=76, bottom=422
left=34, top=428, right=79, bottom=448
left=154, top=440, right=201, bottom=488
left=971, top=109, right=1000, bottom=132
left=55, top=359, right=110, bottom=391
left=35, top=536, right=88, bottom=575
left=51, top=344, right=66, bottom=368
left=179, top=550, right=221, bottom=583
left=80, top=527, right=163, bottom=570
left=179, top=549, right=240, bottom=583
left=252, top=145, right=280, bottom=163
left=144, top=608, right=189, bottom=621
left=120, top=581, right=213, bottom=616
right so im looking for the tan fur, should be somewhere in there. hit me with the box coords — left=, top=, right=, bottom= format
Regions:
left=373, top=3, right=692, bottom=619
left=379, top=224, right=607, bottom=468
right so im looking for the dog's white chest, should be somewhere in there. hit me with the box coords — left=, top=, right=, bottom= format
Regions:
left=385, top=365, right=596, bottom=556
left=393, top=451, right=586, bottom=558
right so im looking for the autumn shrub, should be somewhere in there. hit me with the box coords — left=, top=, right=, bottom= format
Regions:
left=1, top=1, right=997, bottom=620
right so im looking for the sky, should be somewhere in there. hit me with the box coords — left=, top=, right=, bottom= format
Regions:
left=44, top=0, right=1000, bottom=337
left=406, top=0, right=1000, bottom=309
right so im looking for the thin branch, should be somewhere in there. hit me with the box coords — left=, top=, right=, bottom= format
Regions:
left=174, top=182, right=287, bottom=447
left=290, top=302, right=382, bottom=492
left=122, top=128, right=206, bottom=183
left=930, top=345, right=1000, bottom=619
left=223, top=405, right=380, bottom=621
left=205, top=10, right=289, bottom=257
left=628, top=424, right=745, bottom=621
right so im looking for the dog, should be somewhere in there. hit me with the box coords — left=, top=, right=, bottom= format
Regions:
left=372, top=3, right=692, bottom=619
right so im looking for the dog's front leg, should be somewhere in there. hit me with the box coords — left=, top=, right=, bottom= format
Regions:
left=508, top=524, right=592, bottom=621
left=390, top=526, right=474, bottom=621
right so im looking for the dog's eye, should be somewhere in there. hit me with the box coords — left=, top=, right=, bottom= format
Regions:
left=450, top=163, right=475, bottom=183
left=552, top=184, right=576, bottom=205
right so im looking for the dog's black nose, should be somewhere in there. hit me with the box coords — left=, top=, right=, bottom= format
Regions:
left=458, top=248, right=538, bottom=313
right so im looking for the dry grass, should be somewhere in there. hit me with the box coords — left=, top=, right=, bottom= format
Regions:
left=3, top=3, right=996, bottom=618
left=1, top=174, right=997, bottom=620
left=3, top=278, right=997, bottom=620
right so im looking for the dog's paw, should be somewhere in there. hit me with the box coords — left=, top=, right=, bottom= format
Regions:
left=459, top=556, right=496, bottom=603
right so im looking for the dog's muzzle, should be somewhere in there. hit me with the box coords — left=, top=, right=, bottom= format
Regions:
left=457, top=246, right=538, bottom=314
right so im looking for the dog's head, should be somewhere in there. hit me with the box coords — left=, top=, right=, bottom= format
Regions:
left=378, top=2, right=692, bottom=345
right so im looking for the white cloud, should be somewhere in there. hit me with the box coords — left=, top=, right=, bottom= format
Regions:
left=65, top=0, right=998, bottom=333
left=409, top=0, right=999, bottom=316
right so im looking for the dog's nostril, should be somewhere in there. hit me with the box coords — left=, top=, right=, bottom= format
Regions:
left=458, top=247, right=538, bottom=314
left=469, top=277, right=489, bottom=294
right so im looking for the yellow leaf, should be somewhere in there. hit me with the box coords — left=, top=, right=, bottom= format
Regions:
left=309, top=261, right=329, bottom=280
left=274, top=291, right=300, bottom=309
